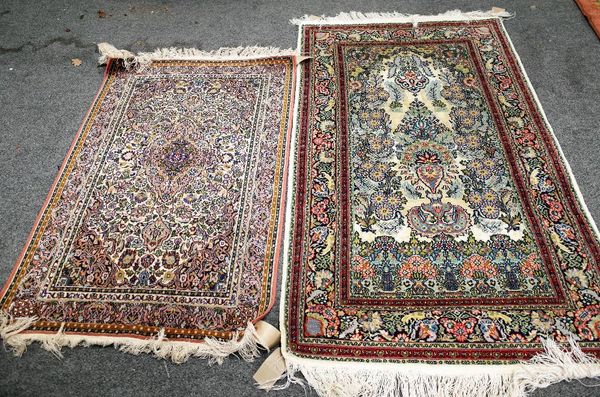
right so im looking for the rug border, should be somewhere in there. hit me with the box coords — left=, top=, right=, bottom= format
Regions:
left=253, top=54, right=298, bottom=325
left=0, top=60, right=114, bottom=302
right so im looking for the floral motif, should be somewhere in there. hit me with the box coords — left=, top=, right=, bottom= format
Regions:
left=395, top=99, right=449, bottom=139
left=440, top=316, right=478, bottom=342
left=345, top=40, right=545, bottom=297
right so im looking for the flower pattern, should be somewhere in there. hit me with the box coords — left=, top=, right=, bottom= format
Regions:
left=344, top=41, right=548, bottom=298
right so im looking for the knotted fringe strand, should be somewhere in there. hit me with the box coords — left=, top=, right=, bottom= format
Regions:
left=97, top=43, right=296, bottom=69
left=259, top=338, right=600, bottom=397
left=290, top=9, right=514, bottom=27
left=0, top=313, right=265, bottom=365
left=0, top=314, right=38, bottom=356
left=517, top=338, right=600, bottom=394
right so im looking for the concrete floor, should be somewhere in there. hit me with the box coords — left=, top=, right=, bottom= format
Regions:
left=1, top=1, right=599, bottom=396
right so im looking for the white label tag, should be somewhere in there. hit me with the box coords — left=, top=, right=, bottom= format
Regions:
left=254, top=320, right=281, bottom=350
left=296, top=55, right=312, bottom=65
left=253, top=347, right=287, bottom=390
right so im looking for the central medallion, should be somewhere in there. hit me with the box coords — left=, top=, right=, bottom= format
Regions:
left=146, top=121, right=204, bottom=203
left=158, top=139, right=198, bottom=177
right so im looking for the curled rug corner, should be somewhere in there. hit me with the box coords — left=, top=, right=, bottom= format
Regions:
left=574, top=0, right=600, bottom=38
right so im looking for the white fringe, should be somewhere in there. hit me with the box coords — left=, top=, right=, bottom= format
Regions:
left=290, top=9, right=514, bottom=27
left=0, top=313, right=265, bottom=365
left=260, top=338, right=600, bottom=397
left=97, top=42, right=135, bottom=67
left=97, top=43, right=296, bottom=69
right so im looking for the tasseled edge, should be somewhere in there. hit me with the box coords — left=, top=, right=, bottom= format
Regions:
left=517, top=338, right=600, bottom=394
left=258, top=338, right=600, bottom=397
left=290, top=8, right=514, bottom=27
left=97, top=43, right=135, bottom=67
left=0, top=313, right=266, bottom=365
left=97, top=43, right=297, bottom=69
left=0, top=314, right=38, bottom=356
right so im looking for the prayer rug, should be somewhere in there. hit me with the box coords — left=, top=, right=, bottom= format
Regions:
left=278, top=10, right=600, bottom=396
left=0, top=45, right=295, bottom=363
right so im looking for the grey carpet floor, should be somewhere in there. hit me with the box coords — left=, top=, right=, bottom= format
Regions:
left=1, top=1, right=599, bottom=396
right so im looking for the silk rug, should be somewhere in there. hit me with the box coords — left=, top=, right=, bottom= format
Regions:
left=0, top=45, right=295, bottom=363
left=278, top=10, right=600, bottom=396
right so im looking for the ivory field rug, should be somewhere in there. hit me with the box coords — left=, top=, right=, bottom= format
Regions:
left=0, top=46, right=295, bottom=362
left=279, top=10, right=600, bottom=396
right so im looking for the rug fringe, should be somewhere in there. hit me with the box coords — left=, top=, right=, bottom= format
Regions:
left=0, top=312, right=266, bottom=364
left=0, top=314, right=38, bottom=356
left=262, top=338, right=600, bottom=397
left=98, top=43, right=296, bottom=68
left=517, top=338, right=600, bottom=393
left=290, top=8, right=513, bottom=27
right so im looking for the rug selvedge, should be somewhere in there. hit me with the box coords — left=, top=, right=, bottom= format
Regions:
left=284, top=18, right=600, bottom=364
left=1, top=56, right=295, bottom=342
